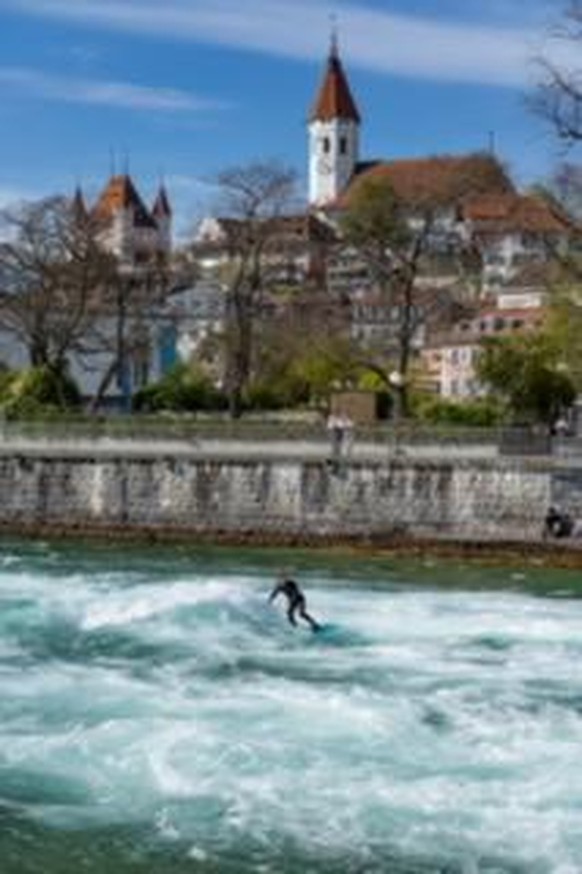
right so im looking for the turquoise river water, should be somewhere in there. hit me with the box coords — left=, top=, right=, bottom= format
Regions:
left=0, top=540, right=581, bottom=873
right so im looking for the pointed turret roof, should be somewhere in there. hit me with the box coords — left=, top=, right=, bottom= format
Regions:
left=309, top=37, right=360, bottom=124
left=72, top=185, right=87, bottom=220
left=152, top=184, right=172, bottom=218
left=93, top=174, right=157, bottom=228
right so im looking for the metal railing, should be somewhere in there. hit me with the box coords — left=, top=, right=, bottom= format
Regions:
left=0, top=415, right=499, bottom=446
left=0, top=415, right=575, bottom=458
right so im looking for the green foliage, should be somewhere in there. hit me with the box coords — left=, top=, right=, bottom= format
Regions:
left=357, top=370, right=389, bottom=391
left=230, top=332, right=366, bottom=412
left=132, top=364, right=227, bottom=413
left=0, top=366, right=81, bottom=419
left=546, top=280, right=582, bottom=389
left=289, top=338, right=359, bottom=403
left=0, top=369, right=16, bottom=400
left=476, top=332, right=576, bottom=424
left=413, top=394, right=504, bottom=426
left=340, top=175, right=409, bottom=252
left=243, top=383, right=290, bottom=411
left=247, top=341, right=311, bottom=411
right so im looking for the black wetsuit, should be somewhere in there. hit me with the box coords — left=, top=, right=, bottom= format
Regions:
left=269, top=578, right=320, bottom=631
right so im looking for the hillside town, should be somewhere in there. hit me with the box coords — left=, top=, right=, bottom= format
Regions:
left=0, top=37, right=579, bottom=425
left=3, top=9, right=582, bottom=872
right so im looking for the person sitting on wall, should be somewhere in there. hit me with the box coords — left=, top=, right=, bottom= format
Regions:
left=543, top=506, right=574, bottom=539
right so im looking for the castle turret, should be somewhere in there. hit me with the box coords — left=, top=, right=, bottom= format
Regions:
left=72, top=185, right=88, bottom=222
left=152, top=184, right=172, bottom=255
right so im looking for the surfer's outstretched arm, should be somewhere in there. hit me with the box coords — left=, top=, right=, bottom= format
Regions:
left=268, top=584, right=282, bottom=603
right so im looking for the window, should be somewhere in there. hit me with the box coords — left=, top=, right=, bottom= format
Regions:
left=340, top=137, right=347, bottom=155
left=322, top=137, right=330, bottom=154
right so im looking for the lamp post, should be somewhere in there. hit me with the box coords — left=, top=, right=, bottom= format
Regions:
left=116, top=264, right=133, bottom=413
left=389, top=370, right=405, bottom=456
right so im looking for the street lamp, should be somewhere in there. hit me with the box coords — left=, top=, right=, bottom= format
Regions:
left=388, top=370, right=405, bottom=456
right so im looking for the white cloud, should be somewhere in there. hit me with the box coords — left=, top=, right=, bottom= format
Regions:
left=0, top=66, right=221, bottom=112
left=6, top=0, right=579, bottom=88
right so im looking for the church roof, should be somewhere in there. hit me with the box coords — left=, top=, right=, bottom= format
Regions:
left=462, top=193, right=575, bottom=233
left=347, top=154, right=514, bottom=206
left=93, top=174, right=157, bottom=229
left=309, top=42, right=360, bottom=123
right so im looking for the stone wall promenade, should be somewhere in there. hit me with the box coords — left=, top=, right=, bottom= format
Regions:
left=0, top=435, right=580, bottom=545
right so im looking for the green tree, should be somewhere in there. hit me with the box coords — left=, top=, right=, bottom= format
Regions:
left=476, top=331, right=576, bottom=425
left=245, top=288, right=356, bottom=410
left=546, top=276, right=582, bottom=386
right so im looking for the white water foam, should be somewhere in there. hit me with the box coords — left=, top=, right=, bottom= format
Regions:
left=0, top=552, right=581, bottom=871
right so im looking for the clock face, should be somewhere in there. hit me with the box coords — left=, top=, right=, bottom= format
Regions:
left=317, top=158, right=332, bottom=175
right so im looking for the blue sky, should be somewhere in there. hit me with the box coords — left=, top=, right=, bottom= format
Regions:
left=0, top=0, right=576, bottom=237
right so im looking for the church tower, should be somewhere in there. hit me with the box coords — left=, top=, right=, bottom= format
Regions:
left=308, top=35, right=360, bottom=206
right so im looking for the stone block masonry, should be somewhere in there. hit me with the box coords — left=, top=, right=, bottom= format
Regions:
left=0, top=445, right=577, bottom=545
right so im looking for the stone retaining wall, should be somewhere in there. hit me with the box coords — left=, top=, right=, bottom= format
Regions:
left=1, top=449, right=581, bottom=543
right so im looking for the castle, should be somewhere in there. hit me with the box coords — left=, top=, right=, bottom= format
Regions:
left=75, top=174, right=172, bottom=269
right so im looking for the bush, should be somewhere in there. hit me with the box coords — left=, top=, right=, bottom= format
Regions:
left=0, top=369, right=17, bottom=402
left=1, top=366, right=81, bottom=419
left=413, top=395, right=504, bottom=426
left=133, top=364, right=227, bottom=413
left=243, top=384, right=287, bottom=411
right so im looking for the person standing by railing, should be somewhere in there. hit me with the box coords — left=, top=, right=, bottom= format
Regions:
left=326, top=412, right=343, bottom=468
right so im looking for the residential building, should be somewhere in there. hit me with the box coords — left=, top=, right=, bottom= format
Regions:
left=423, top=304, right=546, bottom=398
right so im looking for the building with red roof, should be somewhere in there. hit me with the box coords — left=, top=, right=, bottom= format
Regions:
left=83, top=174, right=172, bottom=269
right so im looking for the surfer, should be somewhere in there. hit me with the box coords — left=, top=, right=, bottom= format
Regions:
left=268, top=575, right=320, bottom=632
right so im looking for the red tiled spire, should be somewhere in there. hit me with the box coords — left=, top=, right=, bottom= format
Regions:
left=309, top=37, right=360, bottom=124
left=93, top=174, right=157, bottom=228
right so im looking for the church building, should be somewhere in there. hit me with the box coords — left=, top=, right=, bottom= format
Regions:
left=307, top=36, right=513, bottom=211
left=306, top=38, right=576, bottom=398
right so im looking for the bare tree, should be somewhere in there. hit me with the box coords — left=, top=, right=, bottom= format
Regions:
left=542, top=162, right=582, bottom=219
left=339, top=171, right=483, bottom=417
left=213, top=161, right=297, bottom=417
left=534, top=1, right=582, bottom=147
left=87, top=254, right=172, bottom=412
left=0, top=196, right=116, bottom=375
